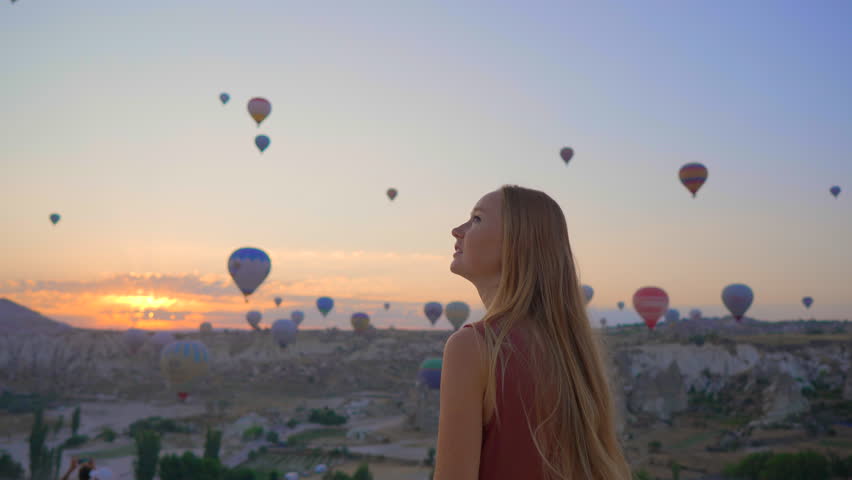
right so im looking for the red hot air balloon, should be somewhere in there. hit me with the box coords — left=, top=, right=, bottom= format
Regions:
left=679, top=163, right=708, bottom=198
left=633, top=287, right=669, bottom=331
left=387, top=188, right=398, bottom=201
left=247, top=98, right=271, bottom=126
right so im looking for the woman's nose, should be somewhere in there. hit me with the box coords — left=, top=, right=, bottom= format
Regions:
left=452, top=225, right=463, bottom=239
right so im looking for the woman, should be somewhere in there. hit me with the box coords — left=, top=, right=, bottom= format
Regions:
left=434, top=186, right=631, bottom=480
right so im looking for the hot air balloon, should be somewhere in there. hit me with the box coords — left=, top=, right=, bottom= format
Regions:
left=582, top=285, right=594, bottom=305
left=830, top=186, right=841, bottom=198
left=150, top=331, right=175, bottom=349
left=689, top=309, right=702, bottom=321
left=722, top=284, right=754, bottom=322
left=633, top=287, right=669, bottom=331
left=384, top=303, right=390, bottom=311
left=560, top=147, right=574, bottom=165
left=227, top=247, right=271, bottom=302
left=599, top=318, right=607, bottom=329
left=445, top=301, right=470, bottom=330
left=665, top=309, right=680, bottom=323
left=246, top=310, right=262, bottom=330
left=802, top=297, right=813, bottom=309
left=679, top=163, right=708, bottom=198
left=219, top=93, right=230, bottom=105
left=271, top=319, right=298, bottom=348
left=49, top=213, right=61, bottom=226
left=424, top=302, right=443, bottom=326
left=291, top=310, right=305, bottom=326
left=316, top=297, right=334, bottom=317
left=200, top=322, right=213, bottom=334
left=314, top=465, right=328, bottom=474
left=418, top=357, right=442, bottom=389
left=123, top=328, right=148, bottom=354
left=387, top=188, right=398, bottom=201
left=617, top=301, right=625, bottom=311
left=284, top=473, right=299, bottom=480
left=351, top=312, right=370, bottom=334
left=247, top=97, right=271, bottom=126
left=274, top=297, right=282, bottom=307
left=255, top=135, right=270, bottom=153
left=160, top=340, right=210, bottom=401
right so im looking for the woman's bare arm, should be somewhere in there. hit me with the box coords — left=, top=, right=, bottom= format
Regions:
left=433, top=327, right=485, bottom=480
left=60, top=458, right=78, bottom=480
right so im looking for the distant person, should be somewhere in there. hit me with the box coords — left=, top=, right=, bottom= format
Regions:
left=434, top=185, right=631, bottom=480
left=61, top=457, right=95, bottom=480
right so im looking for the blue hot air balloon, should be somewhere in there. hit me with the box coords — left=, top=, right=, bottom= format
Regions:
left=49, top=213, right=61, bottom=225
left=617, top=301, right=625, bottom=311
left=316, top=297, right=334, bottom=317
left=802, top=297, right=813, bottom=309
left=830, top=186, right=841, bottom=198
left=291, top=310, right=305, bottom=326
left=665, top=309, right=680, bottom=323
left=722, top=284, right=754, bottom=323
left=227, top=248, right=271, bottom=302
left=219, top=93, right=230, bottom=105
left=246, top=311, right=262, bottom=330
left=582, top=285, right=594, bottom=305
left=255, top=134, right=270, bottom=153
left=424, top=302, right=443, bottom=326
left=418, top=357, right=442, bottom=389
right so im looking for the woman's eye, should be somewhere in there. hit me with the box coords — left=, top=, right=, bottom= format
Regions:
left=472, top=216, right=481, bottom=223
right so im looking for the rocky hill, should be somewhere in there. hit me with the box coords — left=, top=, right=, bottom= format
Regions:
left=2, top=299, right=850, bottom=429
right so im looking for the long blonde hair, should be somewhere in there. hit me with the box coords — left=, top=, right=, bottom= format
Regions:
left=478, top=185, right=631, bottom=480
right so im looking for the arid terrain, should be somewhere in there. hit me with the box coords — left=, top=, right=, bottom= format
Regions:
left=2, top=299, right=851, bottom=479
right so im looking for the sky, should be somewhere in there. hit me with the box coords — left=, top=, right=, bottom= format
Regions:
left=1, top=1, right=850, bottom=330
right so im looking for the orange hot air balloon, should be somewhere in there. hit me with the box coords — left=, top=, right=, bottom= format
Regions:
left=679, top=163, right=708, bottom=198
left=247, top=98, right=271, bottom=126
left=633, top=286, right=669, bottom=331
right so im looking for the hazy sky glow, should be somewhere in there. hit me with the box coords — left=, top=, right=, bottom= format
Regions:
left=2, top=1, right=850, bottom=329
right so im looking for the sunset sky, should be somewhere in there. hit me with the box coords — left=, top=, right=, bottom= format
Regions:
left=2, top=1, right=850, bottom=330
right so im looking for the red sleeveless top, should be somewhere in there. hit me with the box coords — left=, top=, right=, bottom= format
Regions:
left=465, top=322, right=546, bottom=479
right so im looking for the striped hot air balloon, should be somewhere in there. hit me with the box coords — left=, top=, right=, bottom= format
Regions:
left=679, top=163, right=708, bottom=198
left=418, top=357, right=442, bottom=389
left=160, top=340, right=210, bottom=401
left=351, top=312, right=370, bottom=334
left=633, top=287, right=669, bottom=331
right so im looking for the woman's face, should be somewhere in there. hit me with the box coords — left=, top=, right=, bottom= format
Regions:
left=450, top=190, right=503, bottom=283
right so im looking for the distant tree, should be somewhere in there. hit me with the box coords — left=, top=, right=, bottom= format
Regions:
left=286, top=419, right=299, bottom=429
left=0, top=451, right=24, bottom=480
left=29, top=408, right=63, bottom=480
left=159, top=452, right=223, bottom=480
left=423, top=447, right=435, bottom=466
left=670, top=460, right=681, bottom=480
left=204, top=429, right=223, bottom=460
left=648, top=440, right=662, bottom=453
left=829, top=453, right=852, bottom=479
left=351, top=463, right=373, bottom=480
left=242, top=426, right=264, bottom=441
left=265, top=431, right=279, bottom=444
left=761, top=451, right=829, bottom=480
left=71, top=406, right=81, bottom=436
left=632, top=469, right=651, bottom=480
left=268, top=471, right=279, bottom=480
left=133, top=430, right=161, bottom=480
left=97, top=427, right=117, bottom=443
